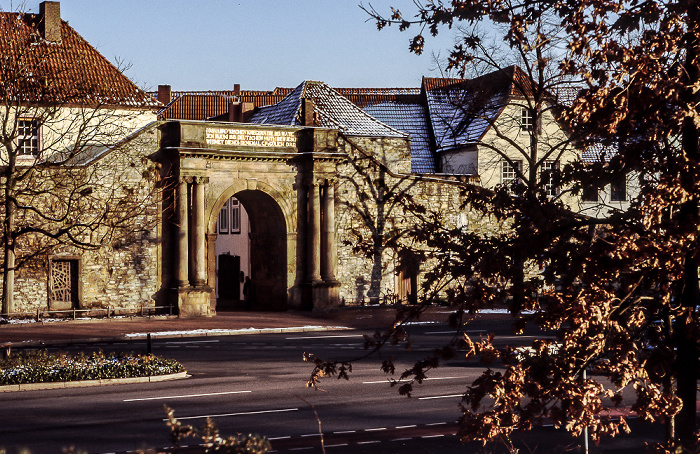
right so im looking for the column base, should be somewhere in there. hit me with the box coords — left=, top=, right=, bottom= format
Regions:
left=177, top=286, right=215, bottom=317
left=301, top=280, right=341, bottom=311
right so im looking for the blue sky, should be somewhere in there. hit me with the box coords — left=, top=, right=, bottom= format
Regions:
left=3, top=1, right=459, bottom=91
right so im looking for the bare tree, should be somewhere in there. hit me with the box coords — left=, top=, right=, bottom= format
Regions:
left=0, top=9, right=160, bottom=315
left=337, top=134, right=422, bottom=305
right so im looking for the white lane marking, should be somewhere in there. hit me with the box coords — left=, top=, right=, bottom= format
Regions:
left=124, top=390, right=251, bottom=402
left=426, top=329, right=487, bottom=335
left=333, top=430, right=356, bottom=434
left=300, top=434, right=320, bottom=437
left=365, top=427, right=387, bottom=431
left=395, top=425, right=417, bottom=429
left=363, top=376, right=464, bottom=384
left=286, top=334, right=365, bottom=340
left=427, top=422, right=447, bottom=426
left=391, top=438, right=411, bottom=442
left=357, top=441, right=381, bottom=445
left=164, top=340, right=220, bottom=344
left=422, top=434, right=445, bottom=439
left=325, top=444, right=348, bottom=448
left=418, top=394, right=463, bottom=400
left=267, top=436, right=291, bottom=440
left=165, top=408, right=298, bottom=421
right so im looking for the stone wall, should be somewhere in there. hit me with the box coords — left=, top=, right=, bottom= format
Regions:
left=334, top=133, right=488, bottom=305
left=1, top=124, right=161, bottom=316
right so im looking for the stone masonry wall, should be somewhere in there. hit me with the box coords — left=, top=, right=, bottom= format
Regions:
left=334, top=134, right=493, bottom=305
left=1, top=125, right=161, bottom=316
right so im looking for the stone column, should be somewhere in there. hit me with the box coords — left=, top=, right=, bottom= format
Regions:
left=176, top=177, right=190, bottom=288
left=206, top=233, right=218, bottom=311
left=321, top=179, right=337, bottom=281
left=307, top=181, right=322, bottom=282
left=192, top=176, right=209, bottom=287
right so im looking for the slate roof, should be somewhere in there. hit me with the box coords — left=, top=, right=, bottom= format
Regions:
left=424, top=76, right=508, bottom=152
left=0, top=12, right=158, bottom=108
left=423, top=66, right=550, bottom=153
left=248, top=81, right=407, bottom=138
left=360, top=98, right=435, bottom=173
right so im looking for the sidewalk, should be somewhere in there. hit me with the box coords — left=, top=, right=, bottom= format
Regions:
left=0, top=306, right=498, bottom=347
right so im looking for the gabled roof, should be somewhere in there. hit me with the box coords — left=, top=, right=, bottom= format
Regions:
left=423, top=77, right=507, bottom=152
left=248, top=81, right=407, bottom=138
left=422, top=66, right=540, bottom=153
left=0, top=12, right=158, bottom=108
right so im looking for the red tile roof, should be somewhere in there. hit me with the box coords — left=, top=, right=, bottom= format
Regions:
left=156, top=90, right=289, bottom=120
left=0, top=12, right=159, bottom=108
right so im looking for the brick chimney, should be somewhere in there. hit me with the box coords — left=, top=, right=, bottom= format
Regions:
left=157, top=85, right=172, bottom=105
left=301, top=98, right=314, bottom=126
left=39, top=1, right=61, bottom=42
left=228, top=102, right=242, bottom=122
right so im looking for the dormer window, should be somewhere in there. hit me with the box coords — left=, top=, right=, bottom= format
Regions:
left=520, top=107, right=535, bottom=131
left=17, top=119, right=40, bottom=157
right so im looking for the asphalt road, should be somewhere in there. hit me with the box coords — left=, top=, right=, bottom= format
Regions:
left=0, top=319, right=662, bottom=454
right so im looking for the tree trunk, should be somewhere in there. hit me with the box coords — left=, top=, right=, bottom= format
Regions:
left=674, top=28, right=700, bottom=448
left=675, top=251, right=698, bottom=449
left=368, top=241, right=383, bottom=305
left=2, top=190, right=15, bottom=316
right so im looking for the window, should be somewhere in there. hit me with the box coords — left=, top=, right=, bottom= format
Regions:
left=502, top=159, right=523, bottom=186
left=540, top=160, right=559, bottom=197
left=582, top=183, right=598, bottom=202
left=217, top=199, right=229, bottom=234
left=520, top=107, right=535, bottom=131
left=230, top=199, right=241, bottom=233
left=17, top=119, right=39, bottom=157
left=610, top=175, right=626, bottom=201
left=217, top=197, right=241, bottom=234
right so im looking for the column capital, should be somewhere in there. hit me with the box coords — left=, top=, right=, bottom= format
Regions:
left=194, top=176, right=210, bottom=185
left=180, top=176, right=193, bottom=184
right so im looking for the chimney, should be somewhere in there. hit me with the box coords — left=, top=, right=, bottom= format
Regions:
left=228, top=102, right=242, bottom=122
left=39, top=1, right=61, bottom=42
left=157, top=85, right=172, bottom=105
left=233, top=84, right=241, bottom=97
left=301, top=98, right=314, bottom=126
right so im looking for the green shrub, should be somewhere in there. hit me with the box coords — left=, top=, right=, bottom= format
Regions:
left=0, top=350, right=184, bottom=385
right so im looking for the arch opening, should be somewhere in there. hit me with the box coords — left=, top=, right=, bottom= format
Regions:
left=214, top=189, right=287, bottom=311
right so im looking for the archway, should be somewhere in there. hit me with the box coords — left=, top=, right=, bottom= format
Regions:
left=214, top=189, right=287, bottom=311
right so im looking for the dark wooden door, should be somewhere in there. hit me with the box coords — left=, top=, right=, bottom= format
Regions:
left=218, top=254, right=240, bottom=300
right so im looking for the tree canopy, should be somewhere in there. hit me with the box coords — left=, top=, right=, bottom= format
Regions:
left=307, top=1, right=700, bottom=452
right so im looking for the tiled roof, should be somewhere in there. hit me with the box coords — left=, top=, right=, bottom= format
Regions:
left=0, top=12, right=158, bottom=108
left=336, top=87, right=420, bottom=97
left=248, top=81, right=407, bottom=138
left=361, top=99, right=435, bottom=173
left=155, top=90, right=288, bottom=120
left=159, top=94, right=237, bottom=121
left=424, top=77, right=508, bottom=152
left=422, top=66, right=548, bottom=153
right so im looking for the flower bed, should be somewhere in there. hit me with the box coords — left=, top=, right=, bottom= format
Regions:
left=0, top=350, right=184, bottom=385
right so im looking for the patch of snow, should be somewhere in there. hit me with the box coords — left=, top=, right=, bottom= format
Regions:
left=124, top=325, right=348, bottom=338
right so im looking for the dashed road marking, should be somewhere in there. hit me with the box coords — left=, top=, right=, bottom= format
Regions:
left=125, top=390, right=251, bottom=402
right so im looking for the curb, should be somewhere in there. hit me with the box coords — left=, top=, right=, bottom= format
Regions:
left=0, top=371, right=189, bottom=392
left=6, top=325, right=352, bottom=348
